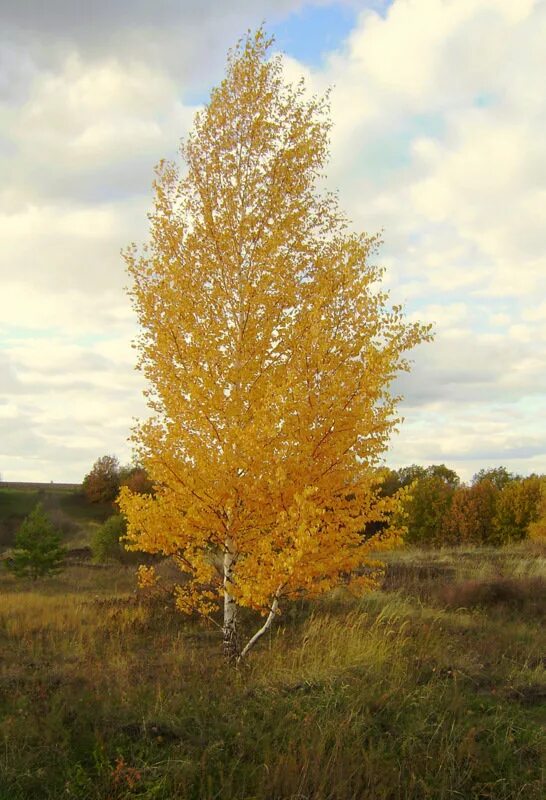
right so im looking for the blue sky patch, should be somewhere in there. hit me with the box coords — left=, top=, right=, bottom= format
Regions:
left=270, top=2, right=358, bottom=66
left=474, top=92, right=496, bottom=108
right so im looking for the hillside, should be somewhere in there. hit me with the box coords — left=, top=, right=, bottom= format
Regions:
left=0, top=483, right=114, bottom=552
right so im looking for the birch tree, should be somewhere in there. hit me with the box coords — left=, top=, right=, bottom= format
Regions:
left=119, top=29, right=431, bottom=661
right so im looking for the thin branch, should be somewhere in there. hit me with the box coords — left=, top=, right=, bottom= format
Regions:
left=237, top=588, right=282, bottom=661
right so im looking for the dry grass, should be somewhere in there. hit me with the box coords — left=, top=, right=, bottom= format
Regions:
left=439, top=576, right=546, bottom=616
left=0, top=545, right=544, bottom=799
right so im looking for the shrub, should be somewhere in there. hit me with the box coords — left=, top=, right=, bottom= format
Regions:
left=91, top=514, right=129, bottom=563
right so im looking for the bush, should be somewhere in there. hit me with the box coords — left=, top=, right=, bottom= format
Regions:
left=91, top=514, right=129, bottom=563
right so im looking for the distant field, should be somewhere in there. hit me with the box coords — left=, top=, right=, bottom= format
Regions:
left=0, top=543, right=544, bottom=799
left=0, top=482, right=80, bottom=492
left=0, top=483, right=114, bottom=550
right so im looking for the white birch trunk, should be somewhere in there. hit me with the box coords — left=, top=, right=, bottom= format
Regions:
left=222, top=540, right=239, bottom=661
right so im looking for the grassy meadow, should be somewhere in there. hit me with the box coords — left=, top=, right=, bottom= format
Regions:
left=0, top=486, right=545, bottom=799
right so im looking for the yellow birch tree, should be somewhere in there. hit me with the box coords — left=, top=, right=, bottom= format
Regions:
left=119, top=29, right=431, bottom=661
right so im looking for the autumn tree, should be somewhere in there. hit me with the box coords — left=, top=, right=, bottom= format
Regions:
left=427, top=464, right=460, bottom=488
left=395, top=472, right=457, bottom=547
left=385, top=464, right=459, bottom=497
left=119, top=29, right=431, bottom=661
left=528, top=477, right=546, bottom=541
left=472, top=466, right=515, bottom=490
left=119, top=465, right=154, bottom=496
left=442, top=480, right=498, bottom=545
left=492, top=475, right=542, bottom=543
left=82, top=455, right=121, bottom=504
left=387, top=465, right=459, bottom=546
left=5, top=504, right=66, bottom=580
left=382, top=465, right=427, bottom=496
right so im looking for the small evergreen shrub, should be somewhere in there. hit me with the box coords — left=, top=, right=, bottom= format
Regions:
left=5, top=503, right=66, bottom=580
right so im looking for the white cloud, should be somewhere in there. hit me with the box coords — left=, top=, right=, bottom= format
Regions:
left=0, top=339, right=147, bottom=481
left=304, top=0, right=546, bottom=301
left=388, top=396, right=546, bottom=481
left=0, top=198, right=147, bottom=294
left=1, top=0, right=545, bottom=481
left=300, top=0, right=546, bottom=477
left=0, top=55, right=198, bottom=209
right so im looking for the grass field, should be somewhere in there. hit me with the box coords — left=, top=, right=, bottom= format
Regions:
left=0, top=532, right=544, bottom=799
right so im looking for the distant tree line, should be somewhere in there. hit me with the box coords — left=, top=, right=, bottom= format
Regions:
left=81, top=454, right=545, bottom=552
left=82, top=454, right=546, bottom=551
left=382, top=465, right=546, bottom=547
left=4, top=457, right=545, bottom=584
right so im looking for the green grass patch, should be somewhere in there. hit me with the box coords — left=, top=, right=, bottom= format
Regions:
left=0, top=486, right=114, bottom=551
left=0, top=487, right=42, bottom=517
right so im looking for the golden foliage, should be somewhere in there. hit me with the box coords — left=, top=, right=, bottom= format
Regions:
left=528, top=478, right=546, bottom=541
left=136, top=565, right=159, bottom=592
left=119, top=29, right=431, bottom=621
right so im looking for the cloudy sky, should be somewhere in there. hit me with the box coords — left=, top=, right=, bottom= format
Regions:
left=1, top=0, right=545, bottom=483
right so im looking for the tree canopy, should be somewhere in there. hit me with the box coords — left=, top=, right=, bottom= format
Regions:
left=82, top=455, right=121, bottom=504
left=82, top=455, right=152, bottom=504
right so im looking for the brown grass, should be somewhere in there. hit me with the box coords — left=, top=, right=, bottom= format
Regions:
left=439, top=576, right=546, bottom=616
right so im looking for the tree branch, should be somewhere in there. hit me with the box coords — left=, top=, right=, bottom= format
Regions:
left=237, top=589, right=281, bottom=661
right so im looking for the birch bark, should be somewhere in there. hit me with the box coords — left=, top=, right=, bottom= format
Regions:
left=222, top=540, right=239, bottom=661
